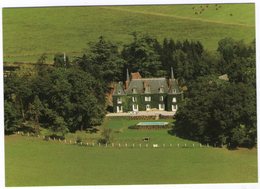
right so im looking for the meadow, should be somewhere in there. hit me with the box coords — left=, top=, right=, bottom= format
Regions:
left=3, top=3, right=255, bottom=63
left=5, top=118, right=258, bottom=186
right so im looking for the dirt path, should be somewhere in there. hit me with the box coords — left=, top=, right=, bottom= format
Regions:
left=101, top=7, right=254, bottom=28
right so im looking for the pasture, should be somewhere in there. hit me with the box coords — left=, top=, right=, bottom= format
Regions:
left=3, top=3, right=255, bottom=63
left=5, top=118, right=258, bottom=186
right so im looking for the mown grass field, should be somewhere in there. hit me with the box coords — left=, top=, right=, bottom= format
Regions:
left=3, top=3, right=255, bottom=63
left=5, top=118, right=258, bottom=186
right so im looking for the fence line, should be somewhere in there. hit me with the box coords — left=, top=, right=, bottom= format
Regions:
left=14, top=132, right=221, bottom=149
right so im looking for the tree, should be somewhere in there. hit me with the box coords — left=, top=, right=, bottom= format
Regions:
left=32, top=66, right=106, bottom=132
left=98, top=128, right=113, bottom=144
left=50, top=115, right=68, bottom=137
left=4, top=71, right=33, bottom=120
left=27, top=95, right=42, bottom=134
left=122, top=33, right=165, bottom=77
left=4, top=100, right=21, bottom=134
left=75, top=36, right=125, bottom=84
left=54, top=53, right=69, bottom=68
left=174, top=75, right=256, bottom=148
left=66, top=67, right=106, bottom=131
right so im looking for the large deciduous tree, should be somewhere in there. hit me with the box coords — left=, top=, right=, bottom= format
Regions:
left=75, top=36, right=125, bottom=84
left=122, top=33, right=165, bottom=77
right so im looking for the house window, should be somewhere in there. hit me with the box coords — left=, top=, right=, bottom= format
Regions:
left=160, top=96, right=164, bottom=101
left=159, top=104, right=165, bottom=110
left=146, top=104, right=151, bottom=111
left=132, top=96, right=137, bottom=102
left=172, top=104, right=178, bottom=111
left=172, top=97, right=177, bottom=103
left=145, top=96, right=151, bottom=102
left=117, top=97, right=122, bottom=104
left=173, top=89, right=177, bottom=93
left=118, top=90, right=121, bottom=94
left=132, top=88, right=137, bottom=94
left=132, top=104, right=139, bottom=111
left=116, top=106, right=123, bottom=113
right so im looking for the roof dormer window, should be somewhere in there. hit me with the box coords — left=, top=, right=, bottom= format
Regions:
left=118, top=90, right=121, bottom=94
left=159, top=87, right=164, bottom=93
left=132, top=88, right=137, bottom=94
left=145, top=85, right=151, bottom=93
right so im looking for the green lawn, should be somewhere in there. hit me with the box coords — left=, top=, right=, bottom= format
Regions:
left=5, top=118, right=258, bottom=186
left=3, top=3, right=255, bottom=63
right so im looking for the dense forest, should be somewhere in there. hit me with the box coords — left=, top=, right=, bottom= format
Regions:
left=4, top=33, right=256, bottom=148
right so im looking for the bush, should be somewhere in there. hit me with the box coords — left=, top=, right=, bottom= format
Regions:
left=45, top=134, right=65, bottom=140
left=76, top=136, right=82, bottom=144
left=98, top=128, right=113, bottom=144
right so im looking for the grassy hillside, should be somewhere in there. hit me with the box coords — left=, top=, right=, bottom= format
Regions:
left=5, top=135, right=257, bottom=186
left=3, top=3, right=255, bottom=63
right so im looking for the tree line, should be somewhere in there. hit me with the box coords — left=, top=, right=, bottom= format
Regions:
left=174, top=38, right=256, bottom=149
left=4, top=33, right=256, bottom=148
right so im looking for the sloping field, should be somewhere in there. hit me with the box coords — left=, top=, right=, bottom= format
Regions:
left=5, top=135, right=257, bottom=186
left=2, top=3, right=255, bottom=63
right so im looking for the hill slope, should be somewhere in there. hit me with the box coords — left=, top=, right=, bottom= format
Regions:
left=3, top=3, right=255, bottom=63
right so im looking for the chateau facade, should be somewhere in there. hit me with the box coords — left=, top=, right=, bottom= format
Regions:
left=112, top=69, right=183, bottom=113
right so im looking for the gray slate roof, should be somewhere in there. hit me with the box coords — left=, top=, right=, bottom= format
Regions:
left=168, top=79, right=181, bottom=94
left=113, top=74, right=182, bottom=95
left=113, top=82, right=126, bottom=95
left=126, top=78, right=168, bottom=94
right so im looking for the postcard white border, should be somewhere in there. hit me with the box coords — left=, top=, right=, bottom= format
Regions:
left=0, top=1, right=259, bottom=189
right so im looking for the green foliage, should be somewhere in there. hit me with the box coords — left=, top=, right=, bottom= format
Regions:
left=122, top=33, right=165, bottom=77
left=4, top=70, right=33, bottom=121
left=35, top=67, right=106, bottom=132
left=4, top=100, right=21, bottom=134
left=53, top=53, right=70, bottom=68
left=75, top=36, right=125, bottom=83
left=174, top=77, right=256, bottom=148
left=173, top=38, right=256, bottom=149
left=4, top=62, right=106, bottom=134
left=27, top=95, right=42, bottom=134
left=4, top=31, right=256, bottom=151
left=99, top=128, right=113, bottom=144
